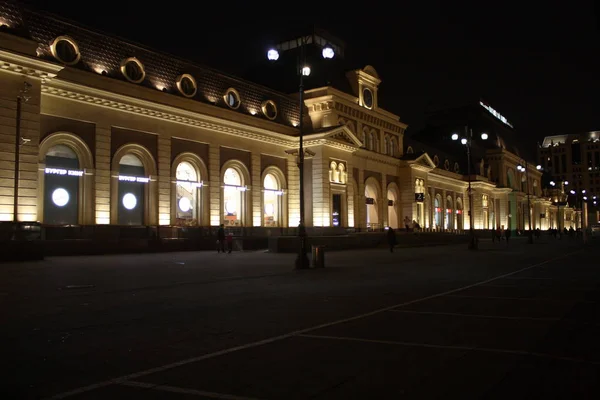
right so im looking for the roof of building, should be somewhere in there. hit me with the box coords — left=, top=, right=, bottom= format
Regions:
left=403, top=136, right=470, bottom=175
left=0, top=1, right=300, bottom=127
left=540, top=131, right=600, bottom=147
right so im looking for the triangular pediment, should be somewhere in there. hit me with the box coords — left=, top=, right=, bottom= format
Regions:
left=412, top=153, right=436, bottom=169
left=307, top=125, right=363, bottom=147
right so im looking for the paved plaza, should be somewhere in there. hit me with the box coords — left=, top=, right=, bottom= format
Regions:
left=2, top=237, right=599, bottom=399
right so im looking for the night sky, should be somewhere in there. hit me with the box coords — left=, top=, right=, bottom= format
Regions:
left=22, top=0, right=600, bottom=146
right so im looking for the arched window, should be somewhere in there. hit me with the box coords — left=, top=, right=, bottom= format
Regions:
left=337, top=163, right=346, bottom=184
left=406, top=146, right=414, bottom=154
left=433, top=155, right=440, bottom=167
left=118, top=154, right=146, bottom=225
left=368, top=132, right=374, bottom=150
left=223, top=167, right=245, bottom=226
left=263, top=173, right=282, bottom=227
left=383, top=136, right=389, bottom=155
left=43, top=144, right=80, bottom=225
left=175, top=161, right=201, bottom=225
left=389, top=138, right=396, bottom=157
left=361, top=129, right=367, bottom=148
left=371, top=131, right=378, bottom=152
left=434, top=196, right=441, bottom=228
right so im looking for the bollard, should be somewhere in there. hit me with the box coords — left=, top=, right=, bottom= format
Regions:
left=311, top=245, right=325, bottom=268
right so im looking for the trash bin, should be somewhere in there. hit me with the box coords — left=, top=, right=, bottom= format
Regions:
left=311, top=245, right=325, bottom=268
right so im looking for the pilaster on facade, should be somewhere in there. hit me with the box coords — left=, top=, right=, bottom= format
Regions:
left=347, top=166, right=355, bottom=227
left=312, top=150, right=330, bottom=227
left=157, top=136, right=171, bottom=226
left=286, top=157, right=300, bottom=227
left=442, top=189, right=447, bottom=230
left=208, top=144, right=220, bottom=226
left=95, top=125, right=111, bottom=224
left=381, top=173, right=388, bottom=227
left=357, top=169, right=365, bottom=229
left=251, top=153, right=261, bottom=227
left=397, top=172, right=413, bottom=229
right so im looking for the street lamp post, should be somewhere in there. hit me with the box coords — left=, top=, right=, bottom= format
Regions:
left=452, top=127, right=487, bottom=250
left=267, top=37, right=335, bottom=269
left=14, top=81, right=32, bottom=222
left=517, top=161, right=534, bottom=244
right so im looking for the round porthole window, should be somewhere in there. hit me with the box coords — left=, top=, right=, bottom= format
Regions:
left=122, top=193, right=137, bottom=210
left=178, top=197, right=191, bottom=212
left=52, top=188, right=70, bottom=207
left=261, top=100, right=277, bottom=120
left=50, top=36, right=81, bottom=65
left=176, top=74, right=197, bottom=98
left=362, top=87, right=373, bottom=109
left=120, top=57, right=146, bottom=84
left=224, top=88, right=241, bottom=109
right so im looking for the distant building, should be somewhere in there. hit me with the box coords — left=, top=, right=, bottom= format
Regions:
left=538, top=131, right=600, bottom=227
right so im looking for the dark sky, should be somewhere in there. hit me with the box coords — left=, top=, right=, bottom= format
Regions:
left=23, top=0, right=600, bottom=142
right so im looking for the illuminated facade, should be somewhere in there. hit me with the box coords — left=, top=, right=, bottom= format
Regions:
left=0, top=3, right=554, bottom=237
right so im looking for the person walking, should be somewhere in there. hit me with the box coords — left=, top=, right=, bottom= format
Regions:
left=217, top=224, right=225, bottom=253
left=504, top=228, right=511, bottom=247
left=387, top=227, right=397, bottom=253
left=226, top=231, right=233, bottom=254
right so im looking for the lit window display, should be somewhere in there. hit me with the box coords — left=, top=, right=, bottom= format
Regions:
left=434, top=197, right=441, bottom=228
left=263, top=173, right=281, bottom=227
left=44, top=144, right=79, bottom=225
left=365, top=182, right=378, bottom=229
left=175, top=161, right=200, bottom=225
left=223, top=167, right=244, bottom=226
left=118, top=154, right=145, bottom=225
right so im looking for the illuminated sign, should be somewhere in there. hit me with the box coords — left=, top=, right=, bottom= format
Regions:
left=119, top=175, right=149, bottom=183
left=176, top=180, right=203, bottom=188
left=45, top=168, right=84, bottom=177
left=480, top=101, right=514, bottom=128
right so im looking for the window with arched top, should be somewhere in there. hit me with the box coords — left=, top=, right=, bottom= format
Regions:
left=174, top=161, right=201, bottom=225
left=368, top=132, right=374, bottom=150
left=389, top=137, right=396, bottom=157
left=263, top=173, right=281, bottom=227
left=433, top=155, right=439, bottom=167
left=329, top=160, right=347, bottom=184
left=43, top=144, right=80, bottom=225
left=444, top=159, right=450, bottom=170
left=406, top=146, right=414, bottom=154
left=223, top=166, right=245, bottom=226
left=383, top=136, right=389, bottom=155
left=372, top=131, right=379, bottom=152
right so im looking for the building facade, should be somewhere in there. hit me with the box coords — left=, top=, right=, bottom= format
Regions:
left=538, top=131, right=600, bottom=228
left=0, top=3, right=560, bottom=240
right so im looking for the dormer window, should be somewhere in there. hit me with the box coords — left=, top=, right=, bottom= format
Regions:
left=362, top=87, right=374, bottom=109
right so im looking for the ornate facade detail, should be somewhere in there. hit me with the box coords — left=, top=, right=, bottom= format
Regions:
left=329, top=160, right=347, bottom=184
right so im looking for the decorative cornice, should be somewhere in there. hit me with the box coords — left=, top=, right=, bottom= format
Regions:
left=354, top=148, right=402, bottom=166
left=0, top=49, right=63, bottom=82
left=42, top=78, right=299, bottom=148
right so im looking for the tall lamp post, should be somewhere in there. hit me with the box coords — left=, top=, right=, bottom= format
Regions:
left=267, top=37, right=335, bottom=269
left=516, top=161, right=541, bottom=244
left=549, top=179, right=568, bottom=232
left=14, top=81, right=32, bottom=222
left=451, top=127, right=488, bottom=250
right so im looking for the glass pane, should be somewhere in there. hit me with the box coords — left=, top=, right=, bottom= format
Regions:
left=224, top=168, right=241, bottom=186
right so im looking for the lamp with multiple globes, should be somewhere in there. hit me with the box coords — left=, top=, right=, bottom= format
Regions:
left=517, top=161, right=534, bottom=244
left=451, top=128, right=488, bottom=250
left=266, top=37, right=335, bottom=270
